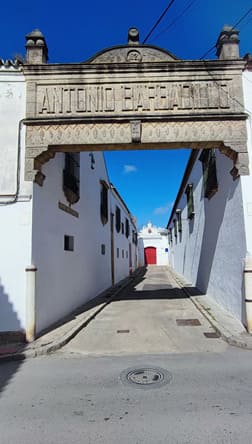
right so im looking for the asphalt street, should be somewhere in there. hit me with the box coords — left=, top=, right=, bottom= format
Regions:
left=1, top=350, right=252, bottom=444
left=0, top=266, right=251, bottom=443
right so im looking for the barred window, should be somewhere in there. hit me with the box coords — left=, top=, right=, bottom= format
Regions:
left=199, top=149, right=218, bottom=199
left=125, top=218, right=130, bottom=238
left=185, top=183, right=195, bottom=219
left=173, top=219, right=178, bottom=238
left=100, top=180, right=109, bottom=225
left=168, top=228, right=173, bottom=245
left=115, top=206, right=121, bottom=233
left=176, top=209, right=182, bottom=233
left=63, top=153, right=80, bottom=204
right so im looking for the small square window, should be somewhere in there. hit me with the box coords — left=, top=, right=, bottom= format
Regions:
left=64, top=235, right=74, bottom=251
left=101, top=244, right=106, bottom=255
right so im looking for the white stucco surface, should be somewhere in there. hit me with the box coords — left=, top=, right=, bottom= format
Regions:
left=241, top=71, right=252, bottom=257
left=168, top=150, right=247, bottom=321
left=32, top=152, right=112, bottom=333
left=0, top=69, right=32, bottom=332
left=110, top=189, right=138, bottom=284
left=138, top=223, right=169, bottom=266
left=31, top=152, right=138, bottom=334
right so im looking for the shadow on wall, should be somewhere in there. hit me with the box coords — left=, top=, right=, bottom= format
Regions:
left=138, top=238, right=145, bottom=266
left=0, top=278, right=25, bottom=397
left=0, top=281, right=23, bottom=332
left=195, top=173, right=241, bottom=295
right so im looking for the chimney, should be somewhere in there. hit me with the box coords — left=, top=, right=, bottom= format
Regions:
left=216, top=26, right=240, bottom=60
left=25, top=29, right=48, bottom=64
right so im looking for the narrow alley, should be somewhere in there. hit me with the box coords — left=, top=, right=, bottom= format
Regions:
left=63, top=266, right=227, bottom=356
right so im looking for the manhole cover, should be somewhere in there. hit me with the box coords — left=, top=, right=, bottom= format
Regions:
left=120, top=366, right=172, bottom=389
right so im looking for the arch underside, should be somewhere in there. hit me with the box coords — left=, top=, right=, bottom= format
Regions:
left=25, top=118, right=249, bottom=183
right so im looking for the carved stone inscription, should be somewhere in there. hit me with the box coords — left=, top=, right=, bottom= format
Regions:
left=36, top=80, right=236, bottom=117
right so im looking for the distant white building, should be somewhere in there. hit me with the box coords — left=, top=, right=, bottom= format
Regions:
left=138, top=222, right=169, bottom=266
left=0, top=61, right=138, bottom=341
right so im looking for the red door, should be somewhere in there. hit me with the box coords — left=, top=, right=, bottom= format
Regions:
left=144, top=247, right=157, bottom=265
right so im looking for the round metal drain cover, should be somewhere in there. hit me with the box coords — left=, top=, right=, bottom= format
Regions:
left=120, top=366, right=172, bottom=389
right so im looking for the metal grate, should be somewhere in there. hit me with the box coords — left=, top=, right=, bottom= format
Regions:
left=204, top=331, right=221, bottom=338
left=176, top=318, right=201, bottom=326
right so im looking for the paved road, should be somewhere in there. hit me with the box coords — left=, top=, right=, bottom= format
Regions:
left=1, top=265, right=250, bottom=444
left=1, top=350, right=252, bottom=444
left=64, top=266, right=227, bottom=356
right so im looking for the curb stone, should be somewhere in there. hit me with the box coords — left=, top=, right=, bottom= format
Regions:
left=168, top=267, right=252, bottom=350
left=0, top=269, right=143, bottom=364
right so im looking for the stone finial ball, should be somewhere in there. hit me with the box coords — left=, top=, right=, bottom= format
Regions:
left=128, top=27, right=139, bottom=43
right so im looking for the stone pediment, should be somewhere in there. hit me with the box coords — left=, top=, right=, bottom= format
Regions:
left=88, top=44, right=179, bottom=64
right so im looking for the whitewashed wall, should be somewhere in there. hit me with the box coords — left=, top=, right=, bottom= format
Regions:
left=0, top=68, right=32, bottom=333
left=168, top=150, right=247, bottom=321
left=138, top=223, right=169, bottom=266
left=32, top=152, right=112, bottom=334
left=110, top=189, right=138, bottom=284
left=241, top=70, right=252, bottom=258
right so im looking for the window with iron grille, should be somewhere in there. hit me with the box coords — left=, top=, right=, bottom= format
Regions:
left=168, top=228, right=173, bottom=245
left=115, top=206, right=121, bottom=233
left=100, top=180, right=109, bottom=225
left=173, top=219, right=178, bottom=238
left=199, top=149, right=218, bottom=199
left=185, top=183, right=195, bottom=219
left=125, top=218, right=130, bottom=238
left=63, top=153, right=80, bottom=204
left=176, top=209, right=182, bottom=233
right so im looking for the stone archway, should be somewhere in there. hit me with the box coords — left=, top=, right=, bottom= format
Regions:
left=23, top=27, right=249, bottom=183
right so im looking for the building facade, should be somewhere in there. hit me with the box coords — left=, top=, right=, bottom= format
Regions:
left=167, top=57, right=252, bottom=326
left=1, top=25, right=252, bottom=339
left=0, top=62, right=138, bottom=340
left=138, top=223, right=169, bottom=266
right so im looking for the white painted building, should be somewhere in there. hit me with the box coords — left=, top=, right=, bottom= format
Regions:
left=167, top=58, right=252, bottom=326
left=138, top=222, right=169, bottom=266
left=0, top=62, right=138, bottom=340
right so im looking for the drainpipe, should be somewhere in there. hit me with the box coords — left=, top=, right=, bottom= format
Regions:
left=244, top=254, right=252, bottom=333
left=25, top=265, right=37, bottom=342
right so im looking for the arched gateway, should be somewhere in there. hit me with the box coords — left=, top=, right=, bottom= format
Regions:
left=24, top=27, right=249, bottom=184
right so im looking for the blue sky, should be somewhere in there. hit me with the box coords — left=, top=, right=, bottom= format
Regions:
left=1, top=0, right=251, bottom=228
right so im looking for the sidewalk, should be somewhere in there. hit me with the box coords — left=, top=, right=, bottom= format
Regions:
left=1, top=266, right=252, bottom=363
left=0, top=272, right=139, bottom=363
left=168, top=267, right=252, bottom=350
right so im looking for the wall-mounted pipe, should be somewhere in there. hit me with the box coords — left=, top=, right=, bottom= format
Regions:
left=25, top=265, right=37, bottom=342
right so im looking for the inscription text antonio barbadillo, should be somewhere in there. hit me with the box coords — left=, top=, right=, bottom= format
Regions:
left=36, top=81, right=233, bottom=117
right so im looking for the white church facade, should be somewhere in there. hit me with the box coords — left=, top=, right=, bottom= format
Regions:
left=138, top=223, right=169, bottom=266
